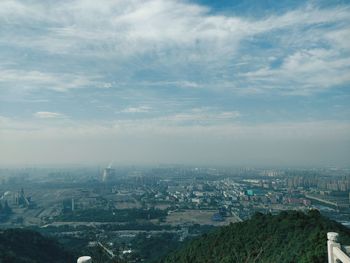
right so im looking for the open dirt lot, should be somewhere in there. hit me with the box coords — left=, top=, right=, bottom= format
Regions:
left=166, top=209, right=240, bottom=226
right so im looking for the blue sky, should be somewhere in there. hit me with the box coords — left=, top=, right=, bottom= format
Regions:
left=0, top=0, right=349, bottom=166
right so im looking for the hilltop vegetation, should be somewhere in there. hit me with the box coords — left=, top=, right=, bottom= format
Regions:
left=1, top=210, right=350, bottom=263
left=0, top=229, right=74, bottom=263
left=159, top=210, right=350, bottom=263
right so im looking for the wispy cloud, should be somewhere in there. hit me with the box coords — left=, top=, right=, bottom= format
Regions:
left=158, top=108, right=241, bottom=124
left=243, top=48, right=350, bottom=95
left=120, top=106, right=152, bottom=113
left=34, top=111, right=66, bottom=119
left=0, top=69, right=98, bottom=91
left=0, top=1, right=349, bottom=96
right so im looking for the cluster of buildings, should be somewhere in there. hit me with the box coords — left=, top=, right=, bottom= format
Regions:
left=0, top=166, right=349, bottom=261
left=286, top=175, right=350, bottom=192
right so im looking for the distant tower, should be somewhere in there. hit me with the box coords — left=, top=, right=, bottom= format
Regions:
left=102, top=163, right=116, bottom=182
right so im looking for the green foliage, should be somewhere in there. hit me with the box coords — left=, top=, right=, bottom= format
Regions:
left=57, top=208, right=167, bottom=222
left=159, top=210, right=350, bottom=263
left=131, top=233, right=180, bottom=263
left=0, top=200, right=12, bottom=222
left=0, top=228, right=74, bottom=263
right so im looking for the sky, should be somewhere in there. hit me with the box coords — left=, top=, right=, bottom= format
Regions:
left=0, top=0, right=350, bottom=167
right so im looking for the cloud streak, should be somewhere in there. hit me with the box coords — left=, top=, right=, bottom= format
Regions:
left=120, top=106, right=152, bottom=113
left=0, top=68, right=98, bottom=91
left=34, top=111, right=66, bottom=119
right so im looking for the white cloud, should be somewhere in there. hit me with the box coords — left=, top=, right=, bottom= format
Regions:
left=159, top=108, right=241, bottom=123
left=325, top=28, right=350, bottom=50
left=34, top=111, right=65, bottom=119
left=120, top=106, right=152, bottom=113
left=0, top=1, right=349, bottom=94
left=217, top=111, right=241, bottom=119
left=1, top=1, right=348, bottom=57
left=114, top=108, right=240, bottom=123
left=0, top=68, right=98, bottom=91
left=243, top=48, right=350, bottom=94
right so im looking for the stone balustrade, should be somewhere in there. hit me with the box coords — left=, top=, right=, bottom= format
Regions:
left=328, top=232, right=350, bottom=263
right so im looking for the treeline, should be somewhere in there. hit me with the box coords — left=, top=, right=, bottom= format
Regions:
left=159, top=210, right=350, bottom=263
left=0, top=229, right=74, bottom=263
left=0, top=200, right=12, bottom=222
left=57, top=208, right=167, bottom=222
left=131, top=233, right=181, bottom=262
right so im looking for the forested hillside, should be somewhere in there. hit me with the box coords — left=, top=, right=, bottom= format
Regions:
left=0, top=229, right=74, bottom=263
left=1, top=210, right=350, bottom=263
left=160, top=210, right=350, bottom=263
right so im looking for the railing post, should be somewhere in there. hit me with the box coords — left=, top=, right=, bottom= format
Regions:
left=328, top=232, right=340, bottom=263
left=77, top=256, right=92, bottom=263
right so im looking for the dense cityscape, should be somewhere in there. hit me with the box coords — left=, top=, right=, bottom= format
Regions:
left=0, top=165, right=349, bottom=262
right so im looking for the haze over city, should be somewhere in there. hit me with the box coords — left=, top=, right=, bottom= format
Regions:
left=1, top=0, right=350, bottom=167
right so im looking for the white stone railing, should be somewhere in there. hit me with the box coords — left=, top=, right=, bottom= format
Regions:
left=328, top=232, right=350, bottom=263
left=77, top=256, right=92, bottom=263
